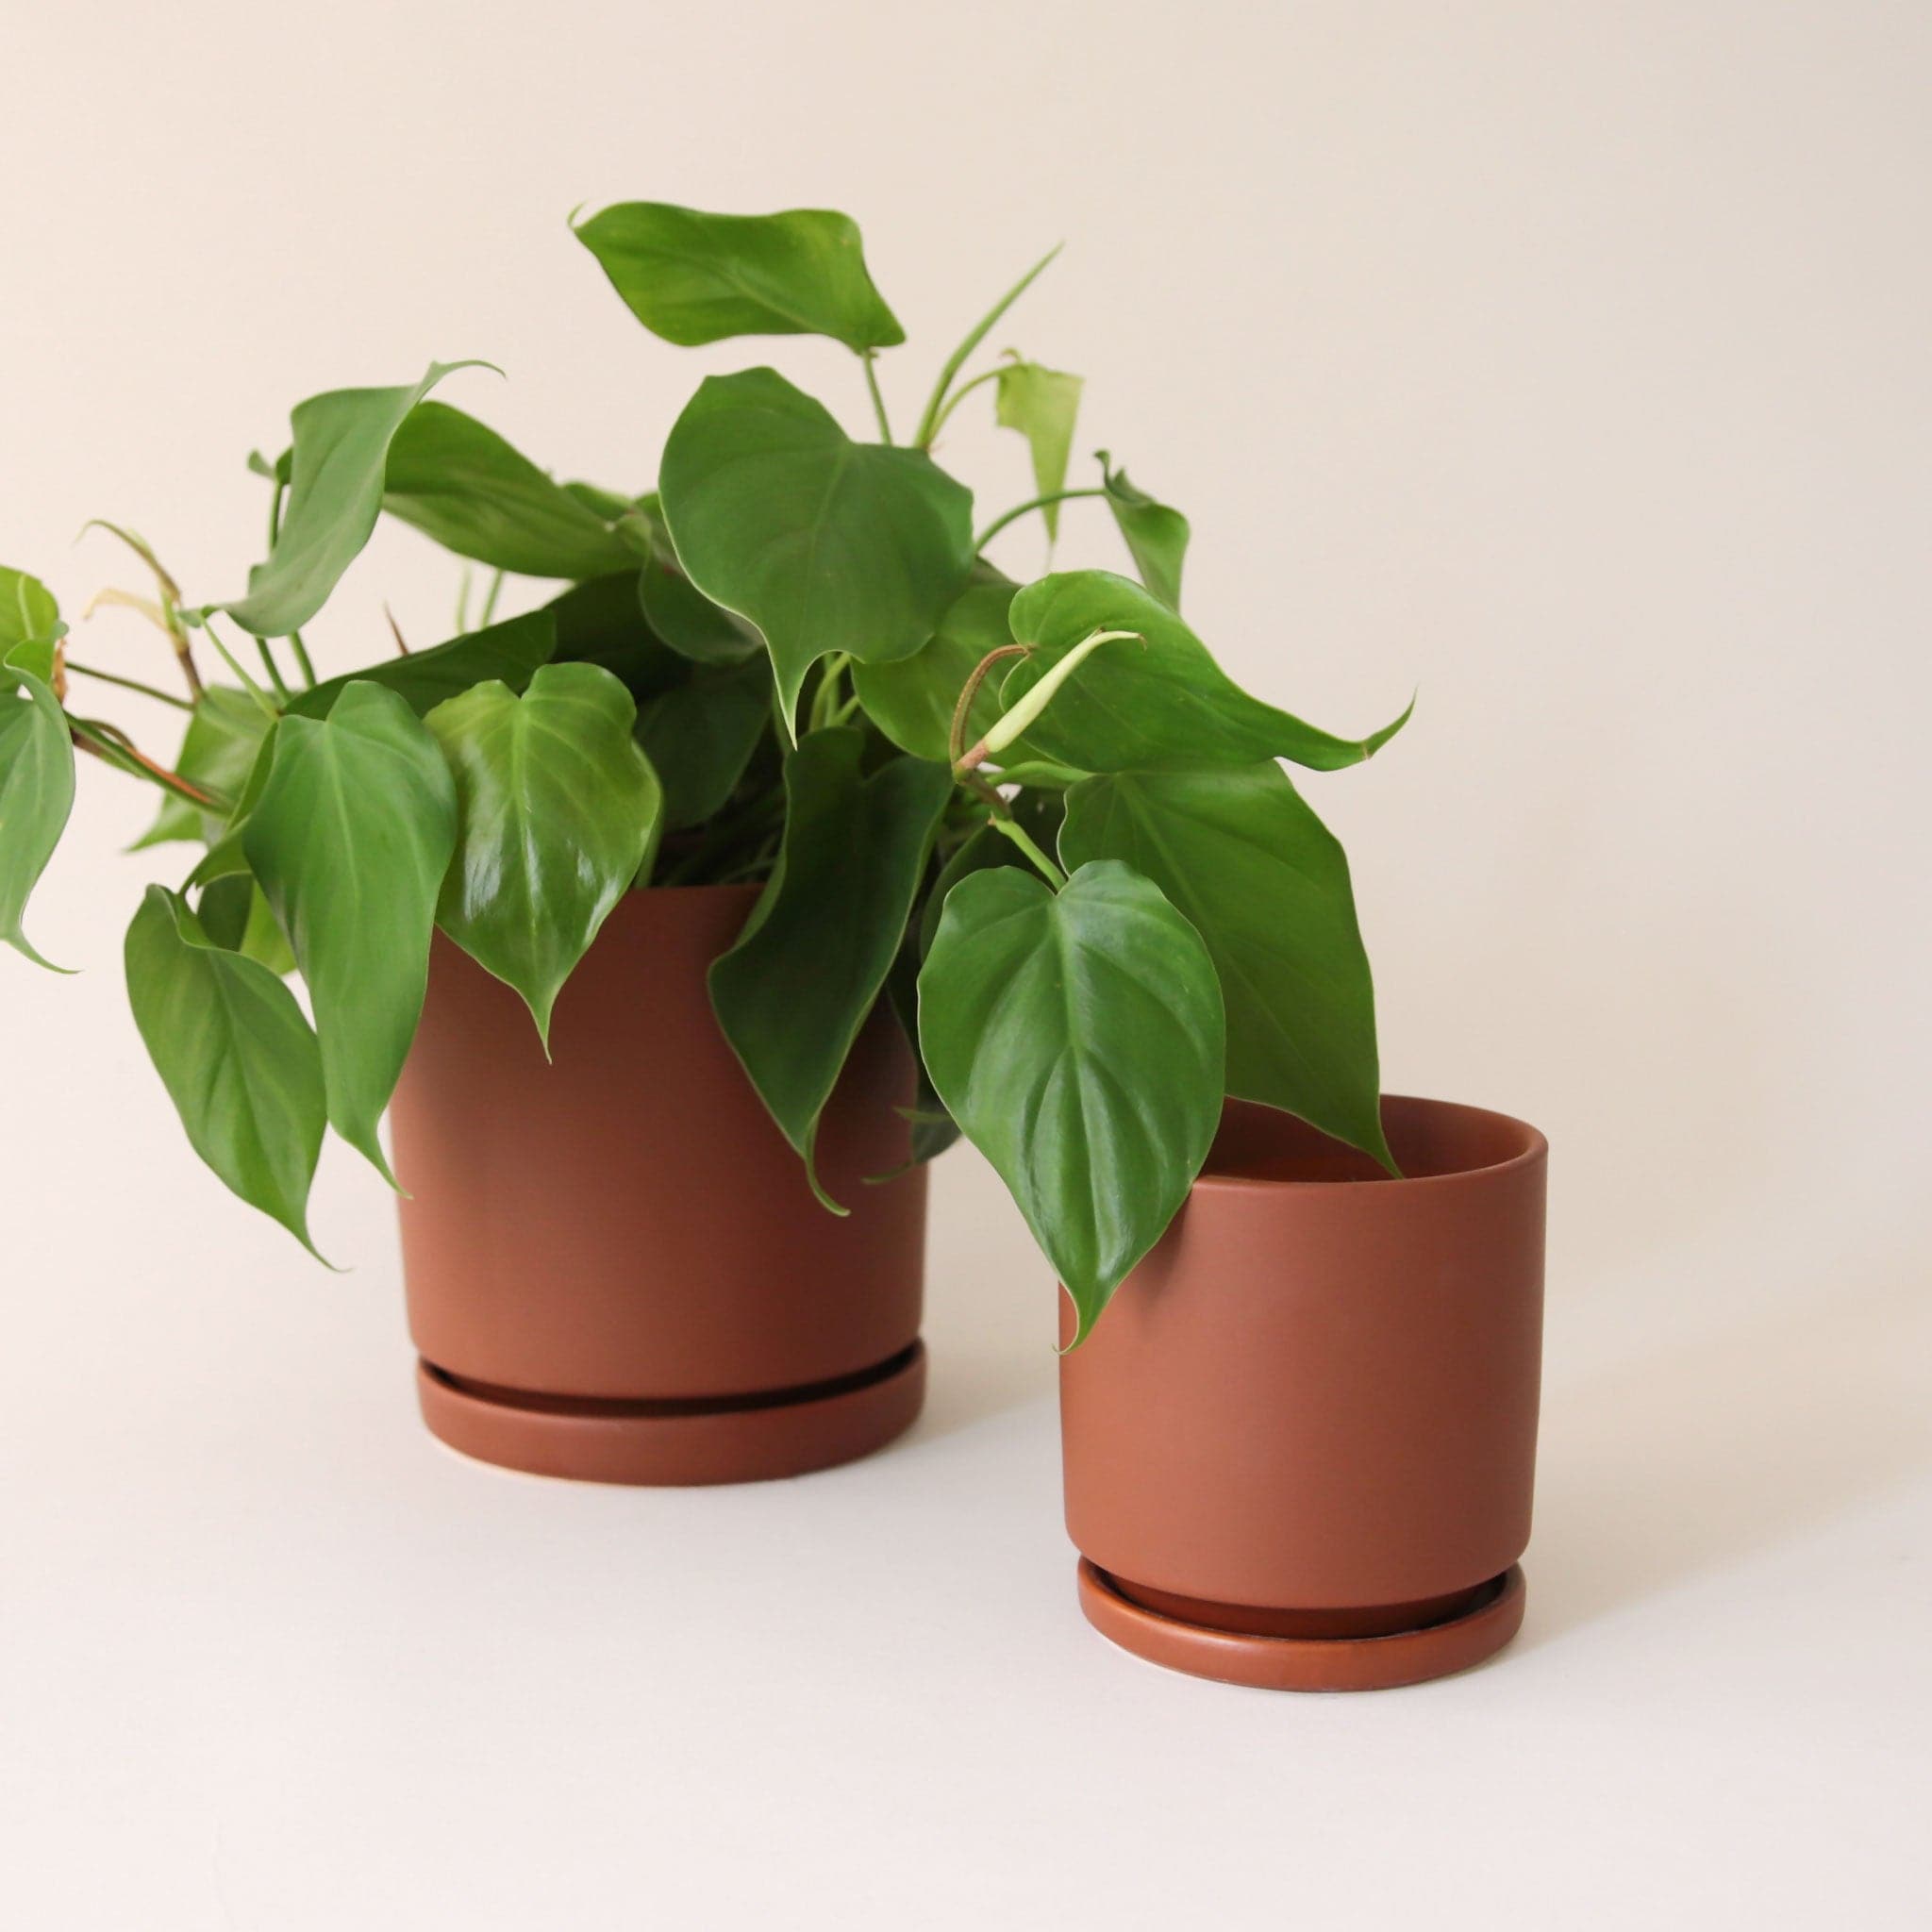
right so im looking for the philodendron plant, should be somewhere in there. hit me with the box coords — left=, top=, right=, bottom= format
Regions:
left=1, top=200, right=1407, bottom=1340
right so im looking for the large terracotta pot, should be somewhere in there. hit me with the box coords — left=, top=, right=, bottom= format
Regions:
left=391, top=885, right=928, bottom=1484
left=1060, top=1095, right=1546, bottom=1690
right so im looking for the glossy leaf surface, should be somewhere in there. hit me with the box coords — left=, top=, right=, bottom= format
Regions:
left=382, top=402, right=638, bottom=580
left=0, top=652, right=75, bottom=968
left=1061, top=764, right=1392, bottom=1168
left=1004, top=572, right=1411, bottom=773
left=125, top=885, right=325, bottom=1250
left=427, top=663, right=661, bottom=1042
left=708, top=727, right=952, bottom=1203
left=223, top=361, right=483, bottom=637
left=659, top=369, right=974, bottom=722
left=918, top=859, right=1224, bottom=1342
left=1100, top=455, right=1190, bottom=610
left=243, top=681, right=457, bottom=1181
left=996, top=362, right=1083, bottom=538
left=574, top=201, right=903, bottom=352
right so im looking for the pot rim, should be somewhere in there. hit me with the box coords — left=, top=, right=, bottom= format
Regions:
left=1192, top=1092, right=1547, bottom=1197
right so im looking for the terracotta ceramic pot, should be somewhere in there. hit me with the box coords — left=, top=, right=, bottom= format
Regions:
left=1060, top=1095, right=1546, bottom=1690
left=390, top=885, right=928, bottom=1484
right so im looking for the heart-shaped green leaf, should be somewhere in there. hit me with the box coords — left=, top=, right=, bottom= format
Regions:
left=1061, top=764, right=1392, bottom=1170
left=708, top=726, right=953, bottom=1205
left=996, top=362, right=1083, bottom=539
left=243, top=681, right=457, bottom=1181
left=574, top=202, right=903, bottom=353
left=1100, top=454, right=1189, bottom=610
left=1004, top=571, right=1411, bottom=773
left=125, top=885, right=325, bottom=1252
left=381, top=402, right=639, bottom=581
left=851, top=563, right=1019, bottom=763
left=918, top=858, right=1225, bottom=1342
left=288, top=608, right=558, bottom=721
left=635, top=657, right=772, bottom=829
left=222, top=360, right=489, bottom=638
left=659, top=368, right=974, bottom=724
left=0, top=650, right=75, bottom=969
left=133, top=687, right=273, bottom=848
left=427, top=662, right=662, bottom=1044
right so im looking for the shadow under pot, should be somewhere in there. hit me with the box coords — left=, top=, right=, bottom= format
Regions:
left=1059, top=1095, right=1547, bottom=1691
left=390, top=884, right=928, bottom=1485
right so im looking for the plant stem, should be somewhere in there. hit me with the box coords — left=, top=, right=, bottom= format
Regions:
left=62, top=661, right=193, bottom=710
left=975, top=487, right=1105, bottom=552
left=988, top=811, right=1065, bottom=889
left=479, top=569, right=505, bottom=626
left=913, top=243, right=1063, bottom=449
left=861, top=353, right=893, bottom=443
left=255, top=638, right=291, bottom=702
left=948, top=642, right=1031, bottom=767
left=809, top=653, right=851, bottom=733
left=199, top=618, right=279, bottom=719
left=265, top=483, right=319, bottom=686
left=68, top=717, right=222, bottom=809
left=924, top=364, right=1003, bottom=445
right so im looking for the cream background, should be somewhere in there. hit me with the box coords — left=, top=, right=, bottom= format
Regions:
left=2, top=3, right=1927, bottom=1926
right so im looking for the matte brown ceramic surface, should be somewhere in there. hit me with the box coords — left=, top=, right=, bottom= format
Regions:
left=1059, top=1094, right=1547, bottom=1690
left=391, top=885, right=929, bottom=1484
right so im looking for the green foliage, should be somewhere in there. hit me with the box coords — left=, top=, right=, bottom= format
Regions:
left=134, top=688, right=273, bottom=847
left=1004, top=572, right=1411, bottom=772
left=12, top=200, right=1411, bottom=1330
left=125, top=886, right=325, bottom=1251
left=541, top=574, right=683, bottom=702
left=708, top=728, right=952, bottom=1206
left=635, top=658, right=771, bottom=829
left=639, top=554, right=761, bottom=665
left=382, top=402, right=640, bottom=580
left=919, top=860, right=1226, bottom=1341
left=996, top=362, right=1083, bottom=538
left=1061, top=764, right=1393, bottom=1168
left=2, top=567, right=66, bottom=683
left=658, top=368, right=974, bottom=723
left=427, top=663, right=662, bottom=1044
left=289, top=609, right=558, bottom=720
left=850, top=564, right=1017, bottom=763
left=243, top=682, right=457, bottom=1182
left=1099, top=454, right=1189, bottom=610
left=223, top=361, right=490, bottom=637
left=575, top=202, right=903, bottom=352
left=0, top=646, right=75, bottom=969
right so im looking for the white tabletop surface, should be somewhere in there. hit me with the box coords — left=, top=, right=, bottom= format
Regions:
left=3, top=1034, right=1926, bottom=1930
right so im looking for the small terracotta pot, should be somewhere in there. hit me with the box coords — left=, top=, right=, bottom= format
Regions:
left=390, top=885, right=928, bottom=1485
left=1059, top=1095, right=1546, bottom=1690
